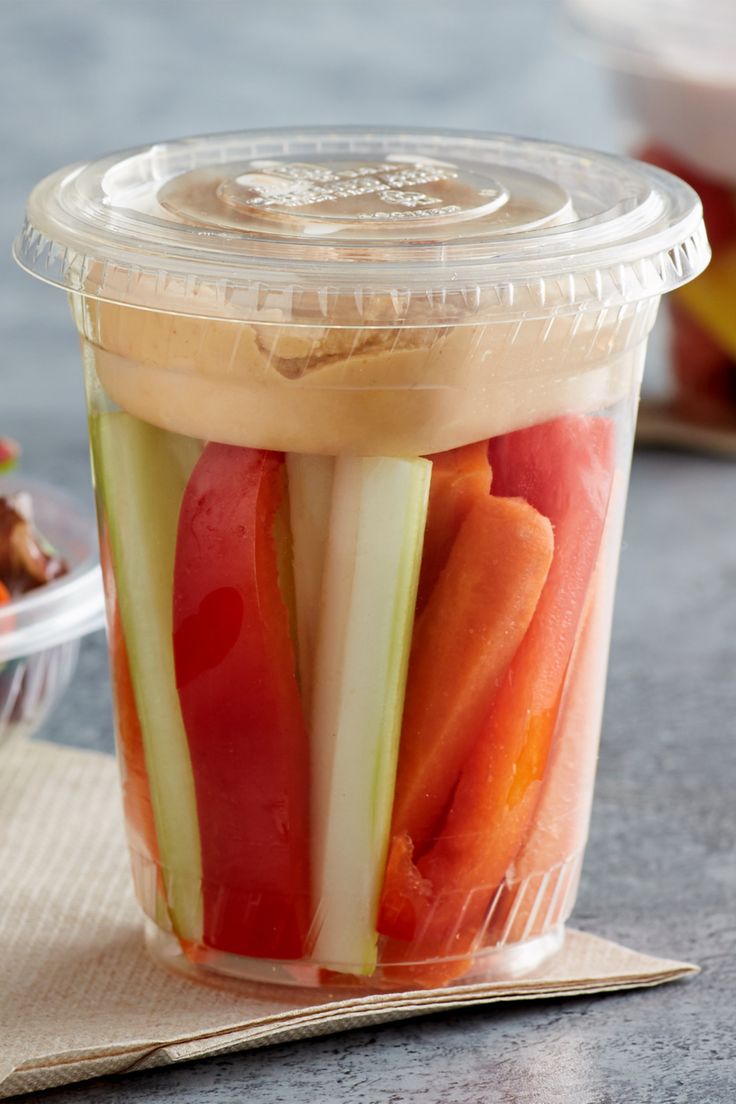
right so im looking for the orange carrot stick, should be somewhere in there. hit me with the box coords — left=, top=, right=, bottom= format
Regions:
left=415, top=440, right=492, bottom=613
left=110, top=597, right=162, bottom=871
left=383, top=494, right=553, bottom=869
left=100, top=526, right=160, bottom=873
left=380, top=416, right=615, bottom=987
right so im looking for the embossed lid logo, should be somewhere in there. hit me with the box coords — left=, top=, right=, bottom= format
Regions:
left=216, top=157, right=509, bottom=226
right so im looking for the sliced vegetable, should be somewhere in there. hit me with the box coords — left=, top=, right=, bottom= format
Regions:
left=0, top=581, right=9, bottom=604
left=487, top=471, right=626, bottom=945
left=380, top=415, right=615, bottom=986
left=173, top=444, right=310, bottom=960
left=377, top=831, right=433, bottom=943
left=0, top=438, right=19, bottom=474
left=285, top=453, right=335, bottom=715
left=486, top=572, right=602, bottom=947
left=382, top=493, right=554, bottom=868
left=90, top=412, right=202, bottom=942
left=99, top=525, right=160, bottom=872
left=415, top=440, right=492, bottom=612
left=310, top=455, right=431, bottom=974
left=105, top=579, right=170, bottom=929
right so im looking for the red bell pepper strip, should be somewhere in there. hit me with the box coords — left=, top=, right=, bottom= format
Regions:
left=379, top=415, right=615, bottom=986
left=415, top=440, right=493, bottom=613
left=173, top=444, right=310, bottom=960
left=486, top=469, right=626, bottom=947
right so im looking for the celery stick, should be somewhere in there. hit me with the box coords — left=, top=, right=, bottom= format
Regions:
left=90, top=412, right=203, bottom=943
left=310, top=455, right=431, bottom=974
left=285, top=454, right=335, bottom=714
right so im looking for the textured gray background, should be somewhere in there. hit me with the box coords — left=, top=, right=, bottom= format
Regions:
left=1, top=2, right=734, bottom=1102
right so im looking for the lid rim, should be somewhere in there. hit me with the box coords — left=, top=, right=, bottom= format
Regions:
left=16, top=126, right=710, bottom=322
left=14, top=215, right=709, bottom=324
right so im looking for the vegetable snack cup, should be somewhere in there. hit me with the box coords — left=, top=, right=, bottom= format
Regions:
left=16, top=128, right=708, bottom=989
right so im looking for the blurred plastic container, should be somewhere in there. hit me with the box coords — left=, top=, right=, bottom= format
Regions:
left=0, top=476, right=105, bottom=746
left=569, top=0, right=736, bottom=433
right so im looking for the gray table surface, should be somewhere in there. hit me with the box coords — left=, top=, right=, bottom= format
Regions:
left=2, top=2, right=734, bottom=1101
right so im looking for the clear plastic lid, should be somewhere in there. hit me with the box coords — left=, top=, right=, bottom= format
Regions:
left=569, top=0, right=736, bottom=84
left=0, top=477, right=105, bottom=662
left=15, top=127, right=708, bottom=325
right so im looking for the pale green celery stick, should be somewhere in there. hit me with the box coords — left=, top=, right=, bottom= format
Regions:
left=90, top=411, right=203, bottom=943
left=154, top=888, right=173, bottom=933
left=285, top=454, right=335, bottom=714
left=310, top=455, right=431, bottom=974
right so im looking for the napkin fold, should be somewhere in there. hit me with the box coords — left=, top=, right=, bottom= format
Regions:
left=0, top=738, right=697, bottom=1099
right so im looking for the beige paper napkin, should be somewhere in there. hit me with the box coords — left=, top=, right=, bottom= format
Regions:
left=0, top=738, right=697, bottom=1099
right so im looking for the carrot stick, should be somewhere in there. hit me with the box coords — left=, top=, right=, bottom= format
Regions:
left=415, top=441, right=492, bottom=613
left=379, top=416, right=615, bottom=986
left=382, top=494, right=553, bottom=872
left=110, top=596, right=162, bottom=872
left=100, top=526, right=161, bottom=877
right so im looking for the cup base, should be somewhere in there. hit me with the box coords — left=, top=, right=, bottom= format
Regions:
left=144, top=919, right=565, bottom=995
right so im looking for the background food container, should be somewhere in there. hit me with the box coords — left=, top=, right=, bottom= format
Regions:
left=568, top=0, right=736, bottom=432
left=0, top=476, right=105, bottom=746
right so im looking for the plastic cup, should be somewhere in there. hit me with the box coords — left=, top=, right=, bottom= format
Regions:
left=15, top=128, right=707, bottom=989
left=0, top=476, right=105, bottom=747
left=569, top=0, right=736, bottom=429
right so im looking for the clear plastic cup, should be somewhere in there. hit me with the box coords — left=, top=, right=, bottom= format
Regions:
left=15, top=128, right=708, bottom=989
left=0, top=476, right=105, bottom=746
left=569, top=0, right=736, bottom=430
